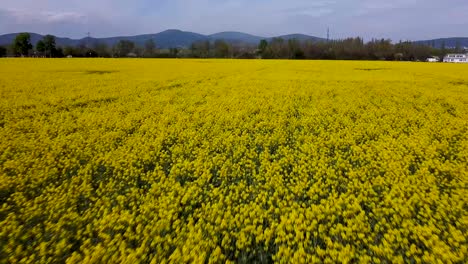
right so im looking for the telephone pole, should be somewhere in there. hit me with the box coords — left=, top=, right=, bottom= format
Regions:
left=327, top=27, right=330, bottom=42
left=87, top=32, right=91, bottom=48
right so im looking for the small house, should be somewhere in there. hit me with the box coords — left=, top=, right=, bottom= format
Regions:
left=426, top=56, right=440, bottom=62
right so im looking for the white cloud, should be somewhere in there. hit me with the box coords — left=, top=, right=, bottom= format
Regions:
left=4, top=9, right=86, bottom=24
left=45, top=12, right=85, bottom=23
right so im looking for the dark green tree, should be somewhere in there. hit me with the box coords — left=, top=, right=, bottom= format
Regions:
left=0, top=46, right=6, bottom=57
left=190, top=40, right=210, bottom=58
left=42, top=35, right=56, bottom=57
left=214, top=40, right=230, bottom=58
left=258, top=39, right=268, bottom=57
left=93, top=43, right=111, bottom=57
left=13, top=33, right=33, bottom=56
left=36, top=40, right=46, bottom=56
left=85, top=49, right=98, bottom=57
left=144, top=39, right=157, bottom=57
left=54, top=47, right=64, bottom=58
left=288, top=39, right=305, bottom=59
left=63, top=45, right=81, bottom=57
left=269, top=38, right=288, bottom=58
left=169, top=47, right=179, bottom=58
left=113, top=40, right=135, bottom=57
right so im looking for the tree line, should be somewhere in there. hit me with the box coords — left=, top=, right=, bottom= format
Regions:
left=0, top=32, right=463, bottom=61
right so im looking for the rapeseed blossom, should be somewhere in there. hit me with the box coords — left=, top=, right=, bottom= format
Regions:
left=0, top=59, right=467, bottom=263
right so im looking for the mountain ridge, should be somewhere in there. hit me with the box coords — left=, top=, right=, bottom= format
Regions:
left=1, top=30, right=467, bottom=50
left=0, top=30, right=325, bottom=49
left=413, top=37, right=468, bottom=49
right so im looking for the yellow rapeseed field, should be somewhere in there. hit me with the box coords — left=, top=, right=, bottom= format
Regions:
left=0, top=58, right=467, bottom=263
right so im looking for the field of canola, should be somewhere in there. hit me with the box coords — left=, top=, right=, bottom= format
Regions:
left=0, top=59, right=467, bottom=263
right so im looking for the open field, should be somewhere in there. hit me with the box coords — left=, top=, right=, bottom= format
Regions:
left=0, top=59, right=467, bottom=263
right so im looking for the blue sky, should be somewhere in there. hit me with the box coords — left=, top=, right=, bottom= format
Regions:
left=1, top=0, right=467, bottom=40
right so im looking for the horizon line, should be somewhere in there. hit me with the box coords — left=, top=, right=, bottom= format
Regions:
left=1, top=30, right=468, bottom=42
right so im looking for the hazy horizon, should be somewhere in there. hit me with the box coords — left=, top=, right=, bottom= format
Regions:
left=1, top=0, right=467, bottom=41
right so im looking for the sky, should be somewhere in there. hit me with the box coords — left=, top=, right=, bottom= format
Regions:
left=1, top=0, right=467, bottom=41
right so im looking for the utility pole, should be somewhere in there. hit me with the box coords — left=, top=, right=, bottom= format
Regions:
left=87, top=32, right=91, bottom=48
left=327, top=27, right=330, bottom=42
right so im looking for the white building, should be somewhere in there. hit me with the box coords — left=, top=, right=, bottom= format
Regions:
left=426, top=56, right=440, bottom=62
left=443, top=54, right=468, bottom=63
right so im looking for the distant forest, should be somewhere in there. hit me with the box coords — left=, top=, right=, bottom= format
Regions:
left=1, top=32, right=466, bottom=61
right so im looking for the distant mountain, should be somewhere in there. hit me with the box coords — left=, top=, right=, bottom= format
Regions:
left=0, top=32, right=89, bottom=47
left=208, top=31, right=265, bottom=45
left=414, top=37, right=468, bottom=49
left=274, top=34, right=324, bottom=42
left=0, top=30, right=325, bottom=49
left=0, top=30, right=209, bottom=49
left=2, top=31, right=468, bottom=50
left=149, top=29, right=206, bottom=48
left=208, top=32, right=325, bottom=45
left=0, top=33, right=76, bottom=47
